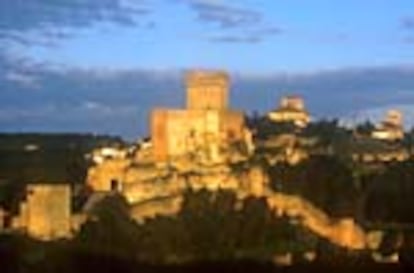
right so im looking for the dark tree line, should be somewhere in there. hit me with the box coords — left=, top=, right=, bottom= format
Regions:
left=76, top=191, right=318, bottom=264
left=267, top=155, right=358, bottom=218
left=0, top=133, right=123, bottom=211
left=266, top=154, right=414, bottom=224
left=362, top=160, right=414, bottom=223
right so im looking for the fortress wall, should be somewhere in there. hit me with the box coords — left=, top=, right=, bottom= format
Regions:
left=24, top=184, right=71, bottom=240
left=219, top=110, right=245, bottom=141
left=151, top=109, right=223, bottom=161
left=151, top=109, right=169, bottom=162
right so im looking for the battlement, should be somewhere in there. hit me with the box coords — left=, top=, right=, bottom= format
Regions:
left=185, top=70, right=229, bottom=88
left=186, top=70, right=229, bottom=110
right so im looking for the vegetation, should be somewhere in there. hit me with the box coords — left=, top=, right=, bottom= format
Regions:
left=0, top=133, right=123, bottom=211
left=267, top=155, right=358, bottom=217
left=247, top=115, right=414, bottom=224
left=246, top=114, right=298, bottom=140
left=3, top=191, right=410, bottom=270
left=301, top=119, right=353, bottom=158
left=2, top=119, right=414, bottom=267
left=362, top=160, right=414, bottom=223
left=75, top=191, right=318, bottom=263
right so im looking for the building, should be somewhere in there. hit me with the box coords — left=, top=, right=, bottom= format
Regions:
left=268, top=95, right=310, bottom=128
left=12, top=184, right=72, bottom=240
left=371, top=110, right=404, bottom=141
left=351, top=138, right=408, bottom=163
left=186, top=70, right=229, bottom=110
left=91, top=146, right=128, bottom=165
left=151, top=70, right=248, bottom=162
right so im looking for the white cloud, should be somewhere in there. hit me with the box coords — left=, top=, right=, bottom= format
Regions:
left=4, top=71, right=39, bottom=88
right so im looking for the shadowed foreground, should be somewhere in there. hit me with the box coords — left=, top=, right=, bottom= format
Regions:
left=1, top=232, right=413, bottom=273
left=0, top=252, right=409, bottom=273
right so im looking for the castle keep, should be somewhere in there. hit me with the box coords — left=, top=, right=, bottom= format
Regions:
left=151, top=70, right=247, bottom=162
left=186, top=70, right=228, bottom=110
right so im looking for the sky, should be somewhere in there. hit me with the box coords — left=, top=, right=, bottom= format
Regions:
left=1, top=0, right=414, bottom=139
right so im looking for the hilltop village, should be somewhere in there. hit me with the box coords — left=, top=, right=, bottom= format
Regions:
left=0, top=70, right=413, bottom=265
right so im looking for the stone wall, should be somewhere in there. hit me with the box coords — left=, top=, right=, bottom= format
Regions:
left=13, top=184, right=71, bottom=240
left=151, top=109, right=245, bottom=162
left=150, top=70, right=247, bottom=162
left=186, top=70, right=229, bottom=110
left=87, top=158, right=130, bottom=191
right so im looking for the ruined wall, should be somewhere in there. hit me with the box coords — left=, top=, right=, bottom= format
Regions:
left=87, top=158, right=130, bottom=191
left=15, top=184, right=71, bottom=240
left=265, top=193, right=367, bottom=250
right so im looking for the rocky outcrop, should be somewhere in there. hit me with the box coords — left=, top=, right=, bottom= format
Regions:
left=86, top=145, right=377, bottom=251
left=128, top=187, right=369, bottom=250
left=130, top=195, right=183, bottom=223
left=265, top=192, right=367, bottom=249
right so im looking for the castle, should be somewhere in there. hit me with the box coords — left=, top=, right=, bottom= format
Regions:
left=87, top=70, right=255, bottom=202
left=83, top=70, right=374, bottom=250
left=3, top=70, right=393, bottom=251
left=371, top=109, right=404, bottom=141
left=268, top=95, right=311, bottom=128
left=151, top=70, right=251, bottom=162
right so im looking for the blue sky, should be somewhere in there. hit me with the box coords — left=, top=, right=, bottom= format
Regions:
left=10, top=0, right=414, bottom=71
left=1, top=0, right=414, bottom=139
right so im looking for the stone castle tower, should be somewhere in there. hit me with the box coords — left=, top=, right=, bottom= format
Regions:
left=151, top=70, right=247, bottom=162
left=186, top=70, right=229, bottom=110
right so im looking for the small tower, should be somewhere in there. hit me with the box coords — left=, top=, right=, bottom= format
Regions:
left=186, top=70, right=229, bottom=110
left=268, top=95, right=310, bottom=128
left=384, top=109, right=403, bottom=128
left=371, top=109, right=404, bottom=141
left=280, top=96, right=306, bottom=112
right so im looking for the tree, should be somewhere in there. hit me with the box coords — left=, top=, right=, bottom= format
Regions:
left=135, top=190, right=319, bottom=263
left=355, top=121, right=375, bottom=136
left=301, top=120, right=353, bottom=158
left=268, top=155, right=358, bottom=217
left=363, top=160, right=414, bottom=223
left=75, top=194, right=141, bottom=259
